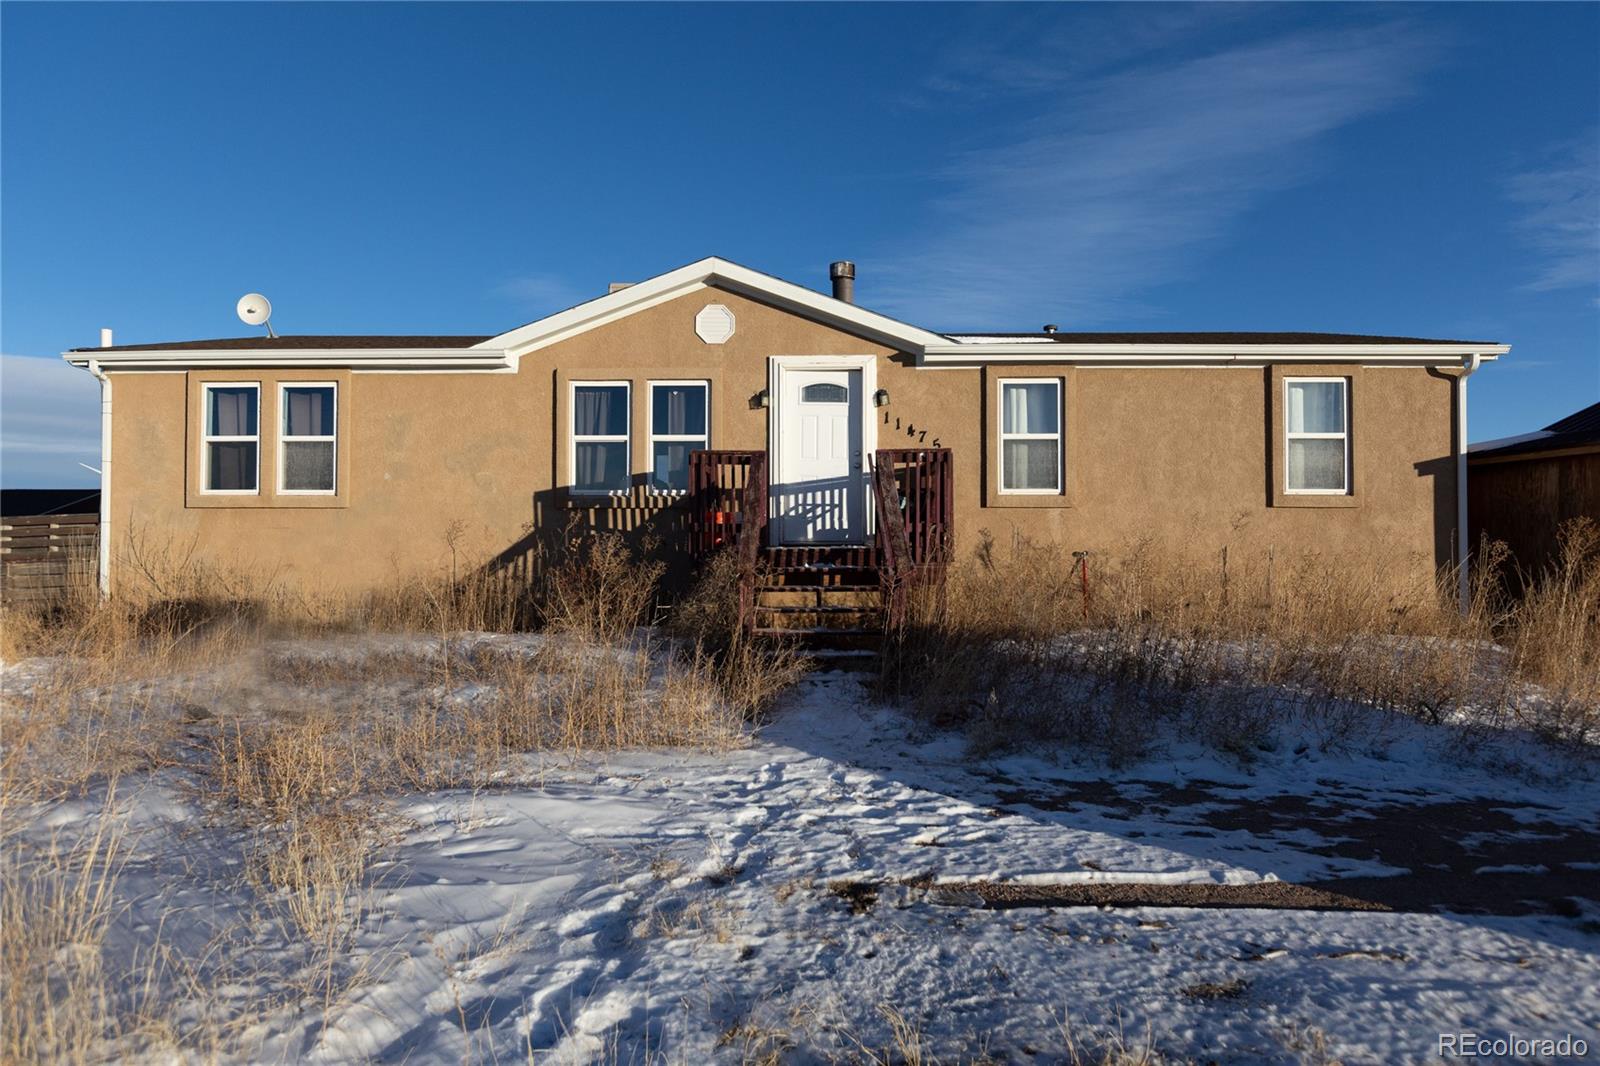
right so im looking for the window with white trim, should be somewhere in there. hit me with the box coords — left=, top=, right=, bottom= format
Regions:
left=279, top=384, right=337, bottom=494
left=571, top=381, right=631, bottom=493
left=648, top=381, right=708, bottom=493
left=1284, top=377, right=1349, bottom=494
left=202, top=383, right=260, bottom=493
left=998, top=379, right=1062, bottom=493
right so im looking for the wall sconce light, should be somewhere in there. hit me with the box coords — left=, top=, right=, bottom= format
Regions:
left=752, top=388, right=770, bottom=410
left=873, top=388, right=891, bottom=408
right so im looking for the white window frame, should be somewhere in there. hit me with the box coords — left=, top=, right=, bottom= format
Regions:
left=997, top=377, right=1063, bottom=495
left=569, top=380, right=631, bottom=496
left=200, top=382, right=261, bottom=496
left=646, top=380, right=710, bottom=495
left=1283, top=376, right=1350, bottom=495
left=277, top=382, right=338, bottom=496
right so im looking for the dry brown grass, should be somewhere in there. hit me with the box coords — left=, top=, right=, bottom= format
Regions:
left=0, top=784, right=130, bottom=1065
left=667, top=549, right=813, bottom=721
left=0, top=524, right=813, bottom=1063
left=883, top=521, right=1598, bottom=759
left=1501, top=518, right=1600, bottom=737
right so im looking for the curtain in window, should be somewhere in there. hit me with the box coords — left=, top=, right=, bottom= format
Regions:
left=285, top=388, right=333, bottom=436
left=666, top=389, right=688, bottom=434
left=1002, top=382, right=1058, bottom=434
left=576, top=442, right=628, bottom=491
left=652, top=385, right=705, bottom=435
left=207, top=443, right=257, bottom=491
left=574, top=386, right=627, bottom=436
left=1286, top=381, right=1344, bottom=434
left=208, top=388, right=257, bottom=436
left=1005, top=384, right=1028, bottom=436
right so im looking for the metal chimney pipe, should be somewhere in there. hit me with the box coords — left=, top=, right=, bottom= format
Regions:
left=100, top=328, right=113, bottom=348
left=829, top=261, right=856, bottom=303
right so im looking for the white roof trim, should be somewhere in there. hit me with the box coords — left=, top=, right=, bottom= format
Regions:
left=475, top=256, right=947, bottom=356
left=920, top=342, right=1510, bottom=366
left=59, top=254, right=1510, bottom=371
left=64, top=348, right=512, bottom=371
left=944, top=335, right=1059, bottom=344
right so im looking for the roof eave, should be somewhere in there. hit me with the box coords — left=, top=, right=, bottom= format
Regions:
left=918, top=343, right=1510, bottom=365
left=62, top=349, right=513, bottom=371
left=475, top=256, right=948, bottom=356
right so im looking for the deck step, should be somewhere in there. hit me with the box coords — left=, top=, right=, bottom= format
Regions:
left=755, top=604, right=873, bottom=614
left=753, top=627, right=881, bottom=651
left=763, top=570, right=880, bottom=585
left=805, top=648, right=880, bottom=673
left=763, top=563, right=877, bottom=571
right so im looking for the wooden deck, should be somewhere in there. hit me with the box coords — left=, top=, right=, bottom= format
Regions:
left=688, top=449, right=952, bottom=638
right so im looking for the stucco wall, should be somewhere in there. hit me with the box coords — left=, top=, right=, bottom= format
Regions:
left=104, top=285, right=1461, bottom=596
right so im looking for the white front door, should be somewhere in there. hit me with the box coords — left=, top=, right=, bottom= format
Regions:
left=774, top=367, right=865, bottom=544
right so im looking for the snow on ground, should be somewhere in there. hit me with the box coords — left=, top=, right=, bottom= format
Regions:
left=7, top=644, right=1600, bottom=1063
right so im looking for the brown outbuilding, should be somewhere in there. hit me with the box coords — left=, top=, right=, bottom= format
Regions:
left=1468, top=401, right=1600, bottom=579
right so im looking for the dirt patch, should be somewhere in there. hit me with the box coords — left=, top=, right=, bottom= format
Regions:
left=1182, top=977, right=1251, bottom=1001
left=829, top=879, right=879, bottom=914
left=991, top=779, right=1600, bottom=918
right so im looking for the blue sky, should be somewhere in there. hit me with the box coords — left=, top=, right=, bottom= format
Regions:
left=2, top=2, right=1596, bottom=487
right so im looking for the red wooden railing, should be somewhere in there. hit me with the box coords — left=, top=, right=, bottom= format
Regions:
left=870, top=448, right=953, bottom=628
left=691, top=447, right=950, bottom=634
left=688, top=450, right=769, bottom=634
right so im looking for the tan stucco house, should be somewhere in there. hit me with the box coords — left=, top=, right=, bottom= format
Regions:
left=64, top=257, right=1508, bottom=607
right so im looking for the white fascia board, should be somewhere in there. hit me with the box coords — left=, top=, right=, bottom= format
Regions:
left=477, top=256, right=947, bottom=356
left=62, top=349, right=512, bottom=371
left=919, top=343, right=1509, bottom=366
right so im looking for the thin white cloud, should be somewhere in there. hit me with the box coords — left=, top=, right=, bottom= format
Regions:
left=1506, top=131, right=1600, bottom=293
left=873, top=25, right=1440, bottom=327
left=494, top=273, right=591, bottom=316
left=905, top=4, right=1262, bottom=103
left=0, top=354, right=101, bottom=487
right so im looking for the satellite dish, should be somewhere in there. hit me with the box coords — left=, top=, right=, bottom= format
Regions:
left=236, top=293, right=277, bottom=337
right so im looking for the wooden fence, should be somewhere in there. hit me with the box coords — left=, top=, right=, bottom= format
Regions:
left=1, top=512, right=99, bottom=604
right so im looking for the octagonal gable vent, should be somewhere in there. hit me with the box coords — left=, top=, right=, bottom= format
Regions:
left=695, top=303, right=736, bottom=345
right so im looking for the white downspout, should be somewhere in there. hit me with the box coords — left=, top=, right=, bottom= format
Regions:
left=87, top=357, right=112, bottom=599
left=1456, top=352, right=1484, bottom=614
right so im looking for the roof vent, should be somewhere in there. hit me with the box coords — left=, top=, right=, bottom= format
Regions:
left=608, top=282, right=634, bottom=294
left=1043, top=324, right=1058, bottom=334
left=829, top=261, right=855, bottom=304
